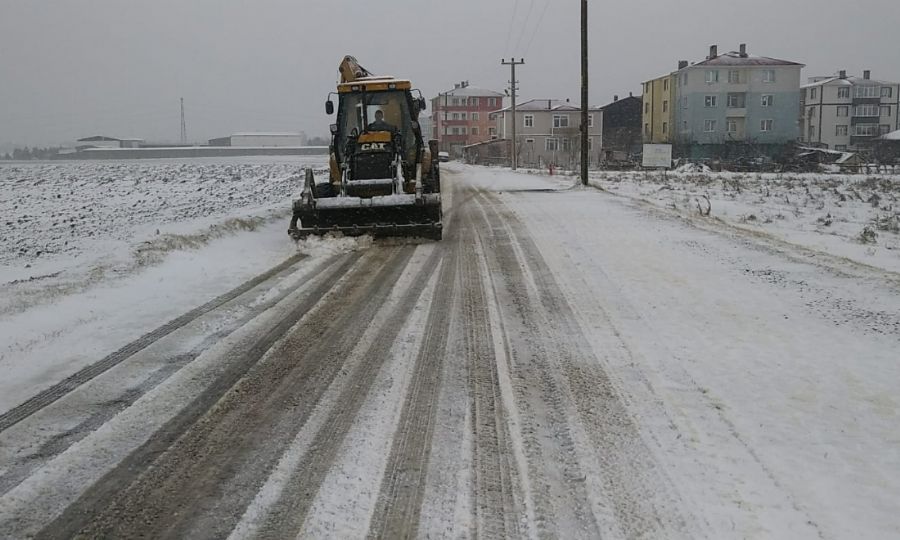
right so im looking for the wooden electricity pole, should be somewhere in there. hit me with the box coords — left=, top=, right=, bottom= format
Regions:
left=581, top=0, right=589, bottom=185
left=502, top=58, right=524, bottom=170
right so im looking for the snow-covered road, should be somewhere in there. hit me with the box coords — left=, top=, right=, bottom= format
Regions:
left=1, top=163, right=898, bottom=538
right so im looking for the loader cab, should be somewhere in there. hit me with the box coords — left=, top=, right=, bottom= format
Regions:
left=332, top=79, right=420, bottom=174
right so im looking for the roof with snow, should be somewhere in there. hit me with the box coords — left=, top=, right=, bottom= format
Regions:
left=881, top=129, right=900, bottom=141
left=692, top=51, right=803, bottom=67
left=438, top=86, right=504, bottom=98
left=77, top=135, right=121, bottom=142
left=493, top=99, right=602, bottom=113
left=231, top=132, right=303, bottom=137
left=802, top=75, right=898, bottom=88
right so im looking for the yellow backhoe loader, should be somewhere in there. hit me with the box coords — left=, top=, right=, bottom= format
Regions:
left=289, top=56, right=442, bottom=240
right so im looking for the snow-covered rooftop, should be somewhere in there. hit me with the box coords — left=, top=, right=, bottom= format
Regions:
left=692, top=51, right=803, bottom=68
left=493, top=99, right=602, bottom=113
left=802, top=75, right=898, bottom=88
left=438, top=86, right=504, bottom=98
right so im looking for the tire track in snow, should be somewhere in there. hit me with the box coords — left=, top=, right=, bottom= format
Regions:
left=477, top=188, right=695, bottom=538
left=251, top=246, right=443, bottom=538
left=0, top=252, right=308, bottom=433
left=366, top=226, right=459, bottom=539
left=33, top=250, right=369, bottom=540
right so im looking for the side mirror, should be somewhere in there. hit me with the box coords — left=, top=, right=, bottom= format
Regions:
left=329, top=123, right=338, bottom=135
left=418, top=97, right=427, bottom=111
left=325, top=100, right=334, bottom=115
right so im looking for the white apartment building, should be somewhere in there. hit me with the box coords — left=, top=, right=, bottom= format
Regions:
left=800, top=70, right=900, bottom=151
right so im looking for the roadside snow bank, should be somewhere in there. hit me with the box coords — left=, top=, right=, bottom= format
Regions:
left=591, top=170, right=900, bottom=274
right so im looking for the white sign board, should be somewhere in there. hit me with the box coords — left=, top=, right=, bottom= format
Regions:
left=642, top=144, right=673, bottom=168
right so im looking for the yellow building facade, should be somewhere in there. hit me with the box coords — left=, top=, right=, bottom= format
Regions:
left=641, top=73, right=676, bottom=143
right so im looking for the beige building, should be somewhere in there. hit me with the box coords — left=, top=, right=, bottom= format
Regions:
left=490, top=99, right=603, bottom=167
left=801, top=70, right=900, bottom=151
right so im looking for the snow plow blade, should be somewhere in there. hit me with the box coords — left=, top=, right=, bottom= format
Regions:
left=289, top=192, right=442, bottom=241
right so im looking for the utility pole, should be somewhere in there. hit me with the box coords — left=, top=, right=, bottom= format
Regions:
left=580, top=0, right=589, bottom=185
left=180, top=97, right=187, bottom=145
left=502, top=58, right=524, bottom=170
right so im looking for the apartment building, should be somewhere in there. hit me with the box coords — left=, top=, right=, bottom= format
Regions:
left=492, top=99, right=603, bottom=167
left=800, top=70, right=900, bottom=151
left=431, top=81, right=504, bottom=157
left=641, top=73, right=676, bottom=143
left=643, top=44, right=804, bottom=158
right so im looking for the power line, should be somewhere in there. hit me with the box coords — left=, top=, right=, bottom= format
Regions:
left=512, top=0, right=536, bottom=53
left=503, top=0, right=520, bottom=57
left=523, top=0, right=552, bottom=56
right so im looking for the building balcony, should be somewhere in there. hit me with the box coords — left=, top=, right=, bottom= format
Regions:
left=726, top=107, right=747, bottom=117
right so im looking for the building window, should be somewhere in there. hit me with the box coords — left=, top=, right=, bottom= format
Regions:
left=553, top=114, right=570, bottom=128
left=588, top=137, right=593, bottom=150
left=561, top=138, right=571, bottom=152
left=728, top=70, right=740, bottom=84
left=461, top=127, right=467, bottom=135
left=662, top=122, right=668, bottom=134
left=525, top=138, right=534, bottom=143
left=588, top=114, right=594, bottom=127
left=704, top=119, right=717, bottom=132
left=644, top=123, right=650, bottom=136
left=881, top=125, right=891, bottom=135
left=855, top=86, right=878, bottom=98
left=807, top=124, right=815, bottom=140
left=809, top=106, right=816, bottom=116
left=727, top=119, right=737, bottom=133
left=704, top=95, right=717, bottom=108
left=524, top=114, right=534, bottom=127
left=644, top=102, right=650, bottom=114
left=663, top=100, right=668, bottom=112
left=837, top=106, right=849, bottom=117
left=706, top=70, right=719, bottom=84
left=452, top=112, right=460, bottom=120
left=835, top=145, right=848, bottom=151
left=470, top=97, right=480, bottom=107
left=472, top=112, right=479, bottom=121
left=760, top=119, right=773, bottom=132
left=835, top=125, right=848, bottom=136
left=546, top=137, right=559, bottom=151
left=727, top=93, right=745, bottom=108
left=460, top=112, right=467, bottom=120
left=882, top=87, right=894, bottom=98
left=681, top=72, right=688, bottom=86
left=488, top=97, right=497, bottom=107
left=762, top=95, right=774, bottom=107
left=855, top=124, right=877, bottom=136
left=763, top=69, right=776, bottom=83
left=880, top=106, right=891, bottom=117
left=663, top=79, right=669, bottom=91
left=489, top=127, right=497, bottom=137
left=854, top=104, right=879, bottom=117
left=471, top=126, right=479, bottom=135
left=810, top=88, right=817, bottom=99
left=838, top=87, right=850, bottom=99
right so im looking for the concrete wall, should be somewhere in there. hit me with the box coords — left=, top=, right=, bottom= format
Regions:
left=676, top=64, right=801, bottom=145
left=642, top=74, right=675, bottom=143
left=230, top=134, right=305, bottom=147
left=56, top=146, right=329, bottom=160
left=496, top=108, right=603, bottom=167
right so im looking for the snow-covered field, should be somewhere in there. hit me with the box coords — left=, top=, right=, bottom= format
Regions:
left=0, top=157, right=329, bottom=311
left=0, top=157, right=334, bottom=408
left=589, top=169, right=900, bottom=274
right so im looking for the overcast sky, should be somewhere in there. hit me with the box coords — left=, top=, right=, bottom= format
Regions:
left=2, top=0, right=898, bottom=146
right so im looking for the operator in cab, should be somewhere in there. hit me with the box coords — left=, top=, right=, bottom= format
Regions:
left=367, top=109, right=396, bottom=132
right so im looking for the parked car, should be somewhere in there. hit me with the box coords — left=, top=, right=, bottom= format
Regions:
left=437, top=151, right=450, bottom=162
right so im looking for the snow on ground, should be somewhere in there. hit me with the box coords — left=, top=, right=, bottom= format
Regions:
left=589, top=169, right=900, bottom=275
left=0, top=156, right=371, bottom=412
left=455, top=163, right=900, bottom=538
left=0, top=157, right=328, bottom=311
